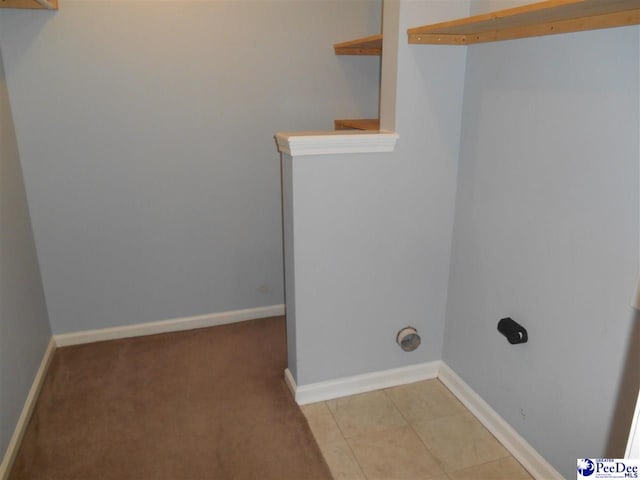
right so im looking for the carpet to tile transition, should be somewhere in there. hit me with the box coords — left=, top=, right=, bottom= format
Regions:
left=10, top=316, right=332, bottom=480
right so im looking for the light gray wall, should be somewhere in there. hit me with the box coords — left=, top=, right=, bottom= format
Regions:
left=444, top=25, right=639, bottom=479
left=469, top=0, right=531, bottom=15
left=0, top=0, right=381, bottom=334
left=283, top=0, right=468, bottom=386
left=0, top=47, right=52, bottom=465
left=281, top=152, right=297, bottom=381
left=379, top=0, right=467, bottom=371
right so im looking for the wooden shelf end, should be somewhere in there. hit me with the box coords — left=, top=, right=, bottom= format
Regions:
left=0, top=0, right=58, bottom=9
left=334, top=34, right=383, bottom=56
left=334, top=119, right=381, bottom=131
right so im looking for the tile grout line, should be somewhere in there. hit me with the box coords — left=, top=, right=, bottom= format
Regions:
left=323, top=400, right=348, bottom=439
left=322, top=400, right=368, bottom=480
left=315, top=381, right=532, bottom=480
left=382, top=387, right=450, bottom=477
left=383, top=382, right=516, bottom=479
left=436, top=380, right=515, bottom=469
left=433, top=381, right=518, bottom=476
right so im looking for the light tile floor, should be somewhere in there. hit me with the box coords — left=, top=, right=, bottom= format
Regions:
left=301, top=379, right=534, bottom=480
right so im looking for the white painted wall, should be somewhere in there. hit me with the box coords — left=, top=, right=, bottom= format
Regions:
left=444, top=23, right=639, bottom=480
left=0, top=0, right=381, bottom=334
left=469, top=0, right=531, bottom=15
left=0, top=47, right=52, bottom=465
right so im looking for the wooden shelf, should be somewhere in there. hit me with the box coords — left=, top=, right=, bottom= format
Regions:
left=334, top=34, right=383, bottom=55
left=334, top=119, right=380, bottom=131
left=408, top=0, right=640, bottom=45
left=0, top=0, right=57, bottom=8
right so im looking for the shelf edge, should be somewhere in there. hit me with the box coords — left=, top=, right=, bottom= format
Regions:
left=409, top=8, right=640, bottom=45
left=0, top=0, right=57, bottom=9
left=34, top=0, right=57, bottom=9
left=334, top=33, right=383, bottom=56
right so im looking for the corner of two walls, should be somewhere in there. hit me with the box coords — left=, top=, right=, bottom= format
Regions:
left=383, top=2, right=639, bottom=477
left=3, top=2, right=638, bottom=477
left=0, top=0, right=381, bottom=462
left=441, top=14, right=640, bottom=480
left=280, top=0, right=468, bottom=387
left=385, top=0, right=470, bottom=365
left=373, top=0, right=471, bottom=373
left=0, top=45, right=52, bottom=469
left=0, top=0, right=381, bottom=336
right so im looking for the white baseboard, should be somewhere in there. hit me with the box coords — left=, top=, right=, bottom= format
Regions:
left=54, top=304, right=285, bottom=347
left=286, top=360, right=560, bottom=479
left=438, top=362, right=563, bottom=480
left=3, top=320, right=558, bottom=480
left=285, top=361, right=441, bottom=405
left=0, top=337, right=56, bottom=480
left=1, top=306, right=283, bottom=477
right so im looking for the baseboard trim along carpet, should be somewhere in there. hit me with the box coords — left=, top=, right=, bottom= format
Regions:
left=438, top=362, right=563, bottom=480
left=285, top=361, right=441, bottom=405
left=54, top=304, right=285, bottom=347
left=0, top=337, right=57, bottom=480
left=11, top=317, right=332, bottom=479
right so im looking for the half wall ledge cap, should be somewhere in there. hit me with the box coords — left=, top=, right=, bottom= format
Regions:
left=275, top=130, right=399, bottom=157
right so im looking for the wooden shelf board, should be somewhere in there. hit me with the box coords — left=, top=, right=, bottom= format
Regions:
left=408, top=0, right=640, bottom=45
left=334, top=34, right=383, bottom=55
left=0, top=0, right=57, bottom=8
left=334, top=119, right=381, bottom=131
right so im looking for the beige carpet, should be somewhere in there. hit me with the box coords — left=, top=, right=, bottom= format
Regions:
left=10, top=316, right=332, bottom=480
